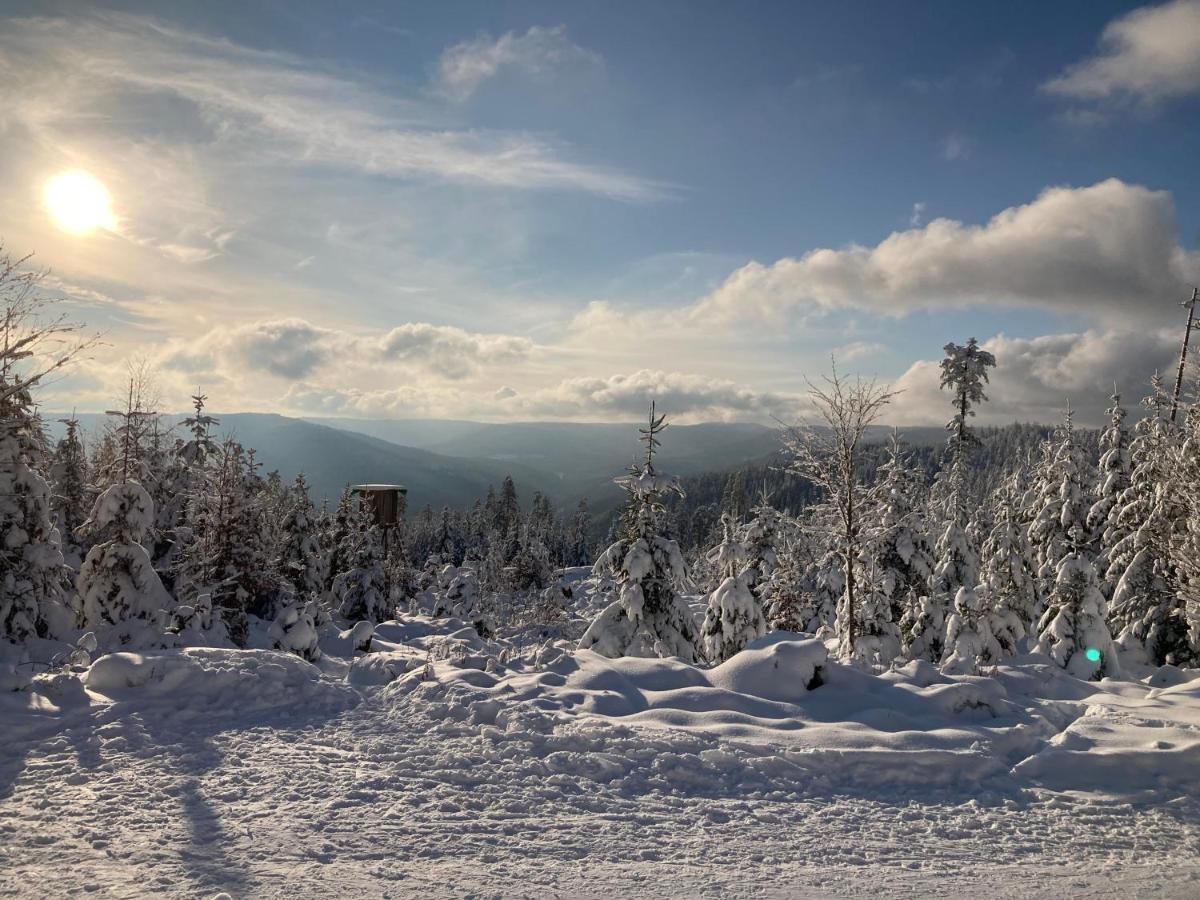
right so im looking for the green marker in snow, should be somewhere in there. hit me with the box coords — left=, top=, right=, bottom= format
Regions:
left=1085, top=648, right=1101, bottom=663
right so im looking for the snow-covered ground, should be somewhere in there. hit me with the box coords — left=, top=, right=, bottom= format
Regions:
left=2, top=621, right=1199, bottom=898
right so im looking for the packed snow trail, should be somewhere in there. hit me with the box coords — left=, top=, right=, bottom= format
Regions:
left=1, top=635, right=1199, bottom=898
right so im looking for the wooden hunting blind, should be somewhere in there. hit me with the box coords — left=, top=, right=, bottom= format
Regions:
left=350, top=484, right=407, bottom=529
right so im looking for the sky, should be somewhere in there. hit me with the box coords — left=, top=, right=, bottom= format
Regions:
left=1, top=0, right=1199, bottom=426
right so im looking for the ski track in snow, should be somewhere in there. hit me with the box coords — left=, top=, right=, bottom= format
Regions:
left=1, top=634, right=1199, bottom=899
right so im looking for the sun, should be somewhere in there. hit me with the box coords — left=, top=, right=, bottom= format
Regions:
left=44, top=170, right=117, bottom=235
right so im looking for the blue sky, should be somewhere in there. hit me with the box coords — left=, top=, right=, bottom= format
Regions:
left=2, top=0, right=1198, bottom=424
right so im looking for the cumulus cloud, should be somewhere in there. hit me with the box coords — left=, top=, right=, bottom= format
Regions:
left=165, top=318, right=533, bottom=383
left=437, top=25, right=603, bottom=102
left=222, top=319, right=345, bottom=379
left=691, top=179, right=1197, bottom=326
left=0, top=13, right=658, bottom=200
left=376, top=323, right=533, bottom=379
left=1042, top=0, right=1200, bottom=104
left=889, top=328, right=1179, bottom=427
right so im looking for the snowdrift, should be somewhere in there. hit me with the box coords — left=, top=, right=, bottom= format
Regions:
left=6, top=623, right=1198, bottom=802
left=85, top=647, right=360, bottom=722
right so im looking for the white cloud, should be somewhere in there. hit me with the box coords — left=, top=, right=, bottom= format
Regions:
left=889, top=328, right=1179, bottom=427
left=283, top=368, right=805, bottom=423
left=1042, top=0, right=1200, bottom=104
left=691, top=179, right=1197, bottom=326
left=377, top=323, right=533, bottom=379
left=437, top=25, right=603, bottom=102
left=0, top=13, right=658, bottom=200
left=164, top=318, right=534, bottom=383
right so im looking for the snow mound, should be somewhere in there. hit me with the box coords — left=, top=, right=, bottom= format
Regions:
left=1014, top=678, right=1200, bottom=796
left=85, top=648, right=359, bottom=720
left=377, top=636, right=1062, bottom=790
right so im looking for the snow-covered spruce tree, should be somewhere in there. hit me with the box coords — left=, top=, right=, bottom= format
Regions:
left=0, top=250, right=92, bottom=645
left=844, top=556, right=903, bottom=668
left=761, top=514, right=826, bottom=633
left=922, top=339, right=995, bottom=660
left=1027, top=405, right=1093, bottom=593
left=564, top=498, right=593, bottom=567
left=1105, top=376, right=1185, bottom=664
left=1037, top=530, right=1119, bottom=680
left=76, top=480, right=173, bottom=647
left=783, top=359, right=897, bottom=661
left=432, top=563, right=489, bottom=634
left=976, top=474, right=1039, bottom=657
left=579, top=404, right=700, bottom=662
left=942, top=585, right=1002, bottom=674
left=740, top=497, right=780, bottom=595
left=508, top=524, right=553, bottom=591
left=277, top=473, right=326, bottom=601
left=177, top=438, right=284, bottom=645
left=49, top=415, right=90, bottom=566
left=1087, top=392, right=1132, bottom=594
left=700, top=512, right=767, bottom=663
left=268, top=599, right=321, bottom=662
left=320, top=488, right=355, bottom=599
left=1110, top=502, right=1188, bottom=666
left=870, top=433, right=935, bottom=633
left=332, top=498, right=391, bottom=623
left=0, top=406, right=72, bottom=643
left=1168, top=405, right=1200, bottom=664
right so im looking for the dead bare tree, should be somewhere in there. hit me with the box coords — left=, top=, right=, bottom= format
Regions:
left=0, top=242, right=100, bottom=414
left=782, top=357, right=898, bottom=658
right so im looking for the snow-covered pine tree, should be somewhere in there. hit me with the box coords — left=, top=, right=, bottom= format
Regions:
left=870, top=433, right=935, bottom=633
left=1110, top=502, right=1188, bottom=665
left=1167, top=404, right=1200, bottom=665
left=700, top=512, right=767, bottom=663
left=579, top=404, right=700, bottom=662
left=49, top=415, right=90, bottom=566
left=268, top=599, right=321, bottom=662
left=938, top=337, right=997, bottom=527
left=921, top=339, right=995, bottom=661
left=760, top=514, right=825, bottom=633
left=177, top=437, right=283, bottom=645
left=1087, top=392, right=1132, bottom=595
left=844, top=555, right=903, bottom=668
left=1027, top=405, right=1093, bottom=593
left=941, top=585, right=1002, bottom=674
left=321, top=488, right=355, bottom=599
left=277, top=473, right=326, bottom=601
left=508, top=524, right=553, bottom=591
left=332, top=498, right=391, bottom=623
left=1037, top=529, right=1119, bottom=680
left=564, top=498, right=593, bottom=567
left=1105, top=375, right=1185, bottom=665
left=0, top=252, right=93, bottom=646
left=0, top=396, right=71, bottom=643
left=976, top=473, right=1039, bottom=657
left=76, top=481, right=173, bottom=648
left=740, top=497, right=780, bottom=596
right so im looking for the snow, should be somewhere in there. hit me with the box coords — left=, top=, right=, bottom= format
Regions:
left=2, top=624, right=1199, bottom=897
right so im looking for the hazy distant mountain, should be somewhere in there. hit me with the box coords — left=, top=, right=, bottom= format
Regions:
left=46, top=412, right=951, bottom=517
left=45, top=413, right=556, bottom=510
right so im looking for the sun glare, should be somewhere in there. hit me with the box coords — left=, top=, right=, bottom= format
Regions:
left=44, top=170, right=117, bottom=235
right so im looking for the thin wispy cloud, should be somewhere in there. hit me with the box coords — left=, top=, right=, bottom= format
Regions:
left=437, top=25, right=604, bottom=102
left=0, top=13, right=660, bottom=200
